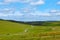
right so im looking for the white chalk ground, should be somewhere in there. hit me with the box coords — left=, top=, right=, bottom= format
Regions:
left=0, top=26, right=37, bottom=39
left=24, top=29, right=28, bottom=32
left=52, top=28, right=56, bottom=30
left=0, top=28, right=30, bottom=36
left=31, top=25, right=34, bottom=28
left=0, top=26, right=58, bottom=39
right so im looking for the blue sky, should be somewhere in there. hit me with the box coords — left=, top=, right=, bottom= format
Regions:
left=0, top=0, right=60, bottom=21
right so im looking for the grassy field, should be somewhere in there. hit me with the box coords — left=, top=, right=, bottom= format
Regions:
left=0, top=20, right=60, bottom=40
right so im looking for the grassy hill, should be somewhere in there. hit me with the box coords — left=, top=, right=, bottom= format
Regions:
left=23, top=21, right=60, bottom=26
left=0, top=20, right=60, bottom=40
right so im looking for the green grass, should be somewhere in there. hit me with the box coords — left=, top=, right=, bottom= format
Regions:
left=0, top=20, right=60, bottom=40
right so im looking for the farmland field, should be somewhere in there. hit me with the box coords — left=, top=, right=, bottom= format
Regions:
left=0, top=20, right=60, bottom=40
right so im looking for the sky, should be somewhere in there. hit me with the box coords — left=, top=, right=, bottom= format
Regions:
left=0, top=0, right=60, bottom=21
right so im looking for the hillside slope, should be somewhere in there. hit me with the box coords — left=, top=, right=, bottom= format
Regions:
left=0, top=20, right=31, bottom=34
left=0, top=20, right=60, bottom=40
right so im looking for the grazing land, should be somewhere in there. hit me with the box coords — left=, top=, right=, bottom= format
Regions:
left=0, top=20, right=60, bottom=40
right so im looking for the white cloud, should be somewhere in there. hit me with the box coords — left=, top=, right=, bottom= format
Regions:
left=0, top=8, right=15, bottom=14
left=14, top=11, right=24, bottom=16
left=0, top=13, right=6, bottom=17
left=4, top=0, right=19, bottom=3
left=30, top=13, right=51, bottom=16
left=3, top=0, right=30, bottom=3
left=19, top=0, right=31, bottom=3
left=0, top=8, right=24, bottom=17
left=0, top=11, right=24, bottom=17
left=0, top=0, right=19, bottom=5
left=49, top=9, right=59, bottom=13
left=57, top=1, right=60, bottom=5
left=2, top=0, right=45, bottom=5
left=55, top=12, right=60, bottom=15
left=49, top=9, right=60, bottom=16
left=30, top=11, right=51, bottom=16
left=20, top=7, right=51, bottom=17
left=30, top=0, right=45, bottom=5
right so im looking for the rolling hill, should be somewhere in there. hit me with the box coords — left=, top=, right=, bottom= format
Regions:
left=0, top=19, right=60, bottom=40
